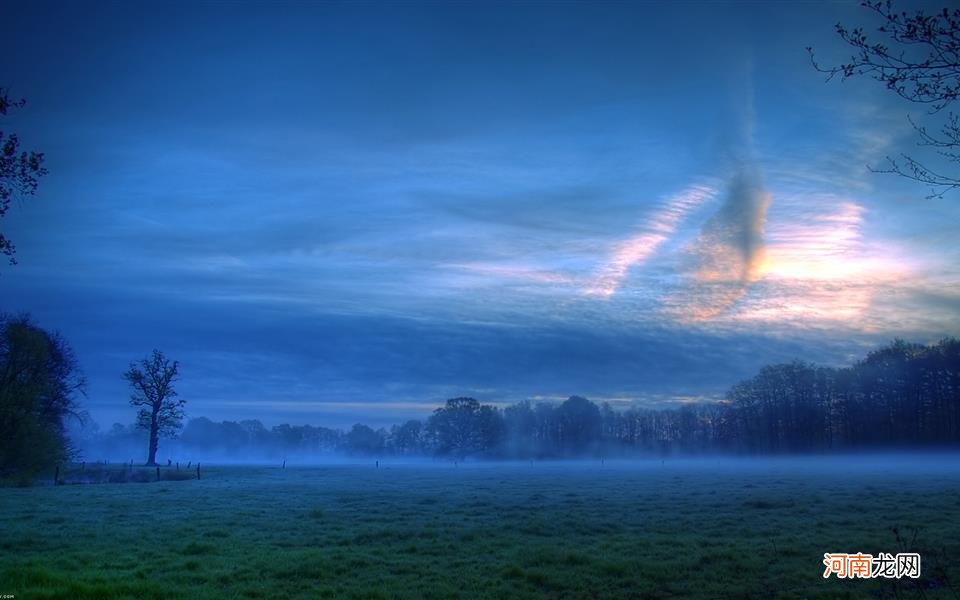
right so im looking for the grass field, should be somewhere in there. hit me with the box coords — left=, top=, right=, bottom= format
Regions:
left=2, top=456, right=959, bottom=599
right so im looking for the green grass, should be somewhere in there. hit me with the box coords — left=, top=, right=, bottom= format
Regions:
left=1, top=458, right=959, bottom=598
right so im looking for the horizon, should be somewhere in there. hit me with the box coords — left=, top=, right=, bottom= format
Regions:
left=71, top=335, right=957, bottom=432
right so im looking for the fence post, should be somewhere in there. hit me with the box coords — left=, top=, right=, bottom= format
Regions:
left=156, top=466, right=160, bottom=481
left=54, top=464, right=60, bottom=486
left=196, top=463, right=201, bottom=480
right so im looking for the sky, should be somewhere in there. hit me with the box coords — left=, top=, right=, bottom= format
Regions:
left=2, top=1, right=959, bottom=429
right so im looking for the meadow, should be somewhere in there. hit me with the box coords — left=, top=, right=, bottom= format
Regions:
left=1, top=456, right=959, bottom=599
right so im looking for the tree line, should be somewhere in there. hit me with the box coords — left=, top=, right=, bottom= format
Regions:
left=78, top=338, right=960, bottom=462
left=4, top=311, right=959, bottom=482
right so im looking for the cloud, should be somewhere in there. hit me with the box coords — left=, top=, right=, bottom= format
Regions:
left=662, top=192, right=922, bottom=334
left=679, top=168, right=771, bottom=320
left=585, top=184, right=716, bottom=298
left=441, top=261, right=578, bottom=287
left=763, top=200, right=866, bottom=281
left=734, top=197, right=913, bottom=331
left=9, top=271, right=865, bottom=428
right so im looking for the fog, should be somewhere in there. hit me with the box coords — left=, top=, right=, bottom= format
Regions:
left=65, top=340, right=960, bottom=468
left=70, top=414, right=960, bottom=476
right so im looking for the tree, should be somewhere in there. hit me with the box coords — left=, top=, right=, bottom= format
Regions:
left=391, top=419, right=423, bottom=455
left=503, top=400, right=538, bottom=457
left=0, top=314, right=84, bottom=481
left=345, top=423, right=385, bottom=455
left=1, top=89, right=48, bottom=265
left=809, top=2, right=960, bottom=197
left=427, top=397, right=503, bottom=459
left=556, top=396, right=601, bottom=456
left=124, top=349, right=184, bottom=466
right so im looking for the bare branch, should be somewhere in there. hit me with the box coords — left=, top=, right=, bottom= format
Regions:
left=810, top=2, right=960, bottom=196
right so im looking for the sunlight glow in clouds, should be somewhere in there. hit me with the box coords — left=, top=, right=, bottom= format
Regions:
left=575, top=180, right=914, bottom=334
left=678, top=196, right=911, bottom=331
left=732, top=198, right=907, bottom=328
left=585, top=184, right=716, bottom=298
left=760, top=201, right=868, bottom=281
left=682, top=171, right=772, bottom=321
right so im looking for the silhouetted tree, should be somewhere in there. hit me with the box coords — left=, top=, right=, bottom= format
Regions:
left=239, top=419, right=271, bottom=449
left=391, top=419, right=423, bottom=455
left=345, top=423, right=384, bottom=456
left=124, top=349, right=184, bottom=466
left=0, top=314, right=84, bottom=480
left=180, top=417, right=218, bottom=453
left=503, top=400, right=538, bottom=457
left=722, top=362, right=833, bottom=453
left=0, top=89, right=48, bottom=265
left=557, top=396, right=601, bottom=455
left=717, top=339, right=960, bottom=452
left=809, top=2, right=960, bottom=196
left=77, top=339, right=960, bottom=461
left=475, top=403, right=504, bottom=457
left=427, top=397, right=503, bottom=458
left=534, top=402, right=559, bottom=456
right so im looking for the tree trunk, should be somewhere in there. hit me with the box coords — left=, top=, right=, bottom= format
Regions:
left=146, top=406, right=160, bottom=466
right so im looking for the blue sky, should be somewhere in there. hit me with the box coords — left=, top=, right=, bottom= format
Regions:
left=2, top=1, right=959, bottom=429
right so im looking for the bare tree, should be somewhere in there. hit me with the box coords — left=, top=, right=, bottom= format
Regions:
left=808, top=1, right=960, bottom=197
left=1, top=89, right=48, bottom=264
left=124, top=350, right=184, bottom=466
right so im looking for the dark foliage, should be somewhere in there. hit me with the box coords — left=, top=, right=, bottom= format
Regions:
left=426, top=397, right=502, bottom=458
left=0, top=314, right=85, bottom=481
left=345, top=423, right=385, bottom=456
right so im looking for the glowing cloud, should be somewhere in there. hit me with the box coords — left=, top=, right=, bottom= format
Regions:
left=732, top=199, right=906, bottom=329
left=585, top=185, right=716, bottom=298
left=683, top=169, right=771, bottom=320
left=760, top=201, right=867, bottom=281
left=672, top=196, right=912, bottom=332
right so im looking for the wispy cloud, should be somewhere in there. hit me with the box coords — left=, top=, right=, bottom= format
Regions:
left=675, top=194, right=911, bottom=332
left=763, top=200, right=867, bottom=281
left=678, top=169, right=771, bottom=321
left=441, top=261, right=577, bottom=287
left=734, top=198, right=906, bottom=330
left=585, top=184, right=716, bottom=298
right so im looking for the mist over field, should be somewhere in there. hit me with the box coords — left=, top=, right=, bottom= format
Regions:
left=65, top=338, right=960, bottom=471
